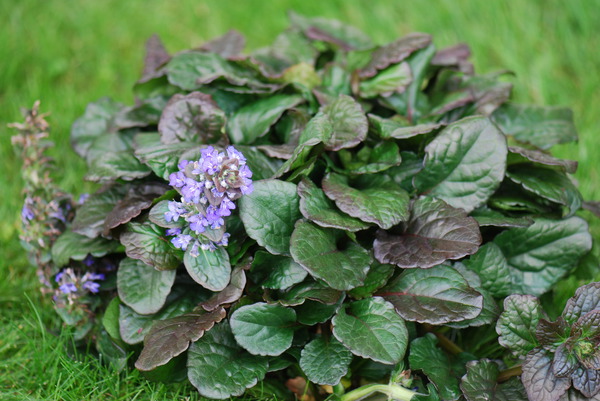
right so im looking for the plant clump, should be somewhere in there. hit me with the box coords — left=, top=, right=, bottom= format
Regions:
left=13, top=13, right=600, bottom=401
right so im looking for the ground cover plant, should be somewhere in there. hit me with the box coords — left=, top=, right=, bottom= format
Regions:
left=11, top=11, right=600, bottom=401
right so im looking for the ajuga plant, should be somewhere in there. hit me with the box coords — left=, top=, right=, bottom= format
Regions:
left=13, top=12, right=600, bottom=401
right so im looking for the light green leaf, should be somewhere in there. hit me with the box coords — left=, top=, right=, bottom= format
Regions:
left=183, top=246, right=231, bottom=292
left=120, top=222, right=181, bottom=270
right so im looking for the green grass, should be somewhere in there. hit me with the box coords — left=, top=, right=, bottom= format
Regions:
left=1, top=0, right=599, bottom=399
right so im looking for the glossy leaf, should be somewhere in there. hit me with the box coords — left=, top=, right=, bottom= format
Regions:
left=322, top=173, right=409, bottom=229
left=183, top=246, right=231, bottom=292
left=332, top=297, right=408, bottom=364
left=120, top=222, right=181, bottom=270
left=522, top=348, right=571, bottom=401
left=414, top=116, right=507, bottom=212
left=494, top=217, right=592, bottom=296
left=409, top=334, right=461, bottom=400
left=359, top=33, right=431, bottom=77
left=228, top=94, right=304, bottom=144
left=299, top=337, right=353, bottom=385
left=380, top=264, right=483, bottom=324
left=463, top=242, right=512, bottom=298
left=508, top=146, right=577, bottom=174
left=238, top=179, right=301, bottom=255
left=230, top=302, right=296, bottom=356
left=135, top=306, right=226, bottom=371
left=72, top=185, right=128, bottom=238
left=496, top=295, right=541, bottom=355
left=374, top=197, right=481, bottom=268
left=359, top=62, right=412, bottom=98
left=460, top=359, right=528, bottom=401
left=103, top=183, right=167, bottom=234
left=298, top=178, right=370, bottom=232
left=563, top=282, right=600, bottom=325
left=290, top=220, right=371, bottom=291
left=117, top=258, right=176, bottom=315
left=492, top=103, right=578, bottom=149
left=320, top=95, right=368, bottom=151
left=187, top=322, right=268, bottom=399
left=51, top=229, right=119, bottom=267
left=249, top=251, right=307, bottom=290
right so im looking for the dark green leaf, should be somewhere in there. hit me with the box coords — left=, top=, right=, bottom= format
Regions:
left=235, top=146, right=282, bottom=180
left=103, top=183, right=167, bottom=234
left=320, top=95, right=368, bottom=151
left=250, top=30, right=318, bottom=78
left=536, top=317, right=568, bottom=350
left=295, top=298, right=343, bottom=325
left=322, top=173, right=409, bottom=229
left=135, top=306, right=226, bottom=371
left=238, top=179, right=301, bottom=255
left=96, top=329, right=128, bottom=371
left=72, top=185, right=128, bottom=238
left=447, top=263, right=499, bottom=329
left=460, top=359, right=528, bottom=401
left=228, top=95, right=304, bottom=144
left=374, top=197, right=481, bottom=268
left=166, top=51, right=276, bottom=92
left=120, top=222, right=181, bottom=270
left=496, top=295, right=541, bottom=355
left=507, top=166, right=582, bottom=217
left=249, top=251, right=307, bottom=290
left=380, top=264, right=483, bottom=324
left=276, top=280, right=344, bottom=307
left=230, top=302, right=296, bottom=356
left=290, top=220, right=371, bottom=291
left=409, top=333, right=461, bottom=400
left=463, top=242, right=512, bottom=298
left=413, top=116, right=507, bottom=212
left=573, top=310, right=600, bottom=339
left=298, top=178, right=370, bottom=232
left=348, top=262, right=395, bottom=300
left=492, top=103, right=578, bottom=149
left=470, top=206, right=534, bottom=228
left=339, top=141, right=403, bottom=175
left=494, top=217, right=592, bottom=296
left=368, top=114, right=443, bottom=140
left=299, top=337, right=353, bottom=385
left=508, top=146, right=578, bottom=174
left=332, top=297, right=408, bottom=364
left=183, top=246, right=231, bottom=292
left=117, top=258, right=176, bottom=315
left=52, top=229, right=119, bottom=267
left=187, top=321, right=268, bottom=399
left=85, top=147, right=152, bottom=182
left=158, top=92, right=225, bottom=144
left=522, top=348, right=571, bottom=401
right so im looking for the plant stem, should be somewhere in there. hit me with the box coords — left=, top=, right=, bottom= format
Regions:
left=340, top=384, right=418, bottom=401
left=432, top=332, right=464, bottom=355
left=497, top=365, right=523, bottom=382
left=333, top=383, right=345, bottom=396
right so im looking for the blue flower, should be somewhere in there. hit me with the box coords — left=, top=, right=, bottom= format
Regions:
left=166, top=227, right=182, bottom=236
left=21, top=205, right=34, bottom=222
left=164, top=201, right=187, bottom=222
left=59, top=283, right=78, bottom=294
left=168, top=171, right=187, bottom=188
left=171, top=234, right=193, bottom=250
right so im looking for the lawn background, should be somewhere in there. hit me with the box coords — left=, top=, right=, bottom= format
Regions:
left=1, top=0, right=599, bottom=399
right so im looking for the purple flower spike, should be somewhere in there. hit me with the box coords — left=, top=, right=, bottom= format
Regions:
left=169, top=171, right=187, bottom=188
left=166, top=227, right=182, bottom=236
